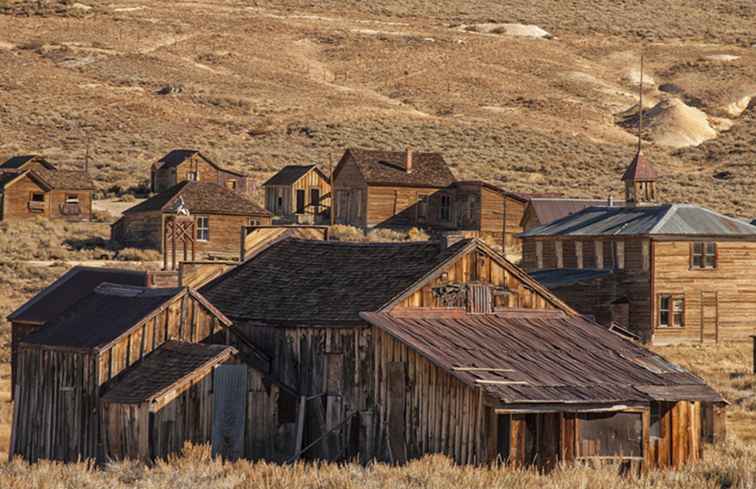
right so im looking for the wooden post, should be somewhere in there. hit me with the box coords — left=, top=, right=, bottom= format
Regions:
left=294, top=395, right=306, bottom=461
left=752, top=336, right=756, bottom=374
left=171, top=218, right=177, bottom=271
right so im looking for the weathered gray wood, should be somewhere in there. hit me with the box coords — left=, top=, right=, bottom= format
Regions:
left=211, top=365, right=247, bottom=461
left=387, top=361, right=407, bottom=464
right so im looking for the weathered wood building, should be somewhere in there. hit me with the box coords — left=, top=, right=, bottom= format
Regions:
left=0, top=165, right=95, bottom=222
left=112, top=181, right=271, bottom=262
left=6, top=266, right=150, bottom=398
left=151, top=150, right=251, bottom=195
left=199, top=236, right=724, bottom=469
left=331, top=148, right=456, bottom=228
left=520, top=151, right=756, bottom=344
left=263, top=165, right=331, bottom=224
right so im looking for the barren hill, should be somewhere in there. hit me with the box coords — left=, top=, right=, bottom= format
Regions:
left=0, top=0, right=754, bottom=214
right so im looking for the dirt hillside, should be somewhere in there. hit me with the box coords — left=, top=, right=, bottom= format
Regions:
left=0, top=0, right=754, bottom=214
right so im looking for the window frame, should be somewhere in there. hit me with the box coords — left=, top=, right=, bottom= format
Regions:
left=690, top=241, right=717, bottom=270
left=187, top=170, right=199, bottom=182
left=658, top=293, right=685, bottom=328
left=65, top=194, right=80, bottom=204
left=30, top=191, right=46, bottom=203
left=295, top=189, right=306, bottom=214
left=196, top=216, right=210, bottom=242
left=440, top=193, right=451, bottom=222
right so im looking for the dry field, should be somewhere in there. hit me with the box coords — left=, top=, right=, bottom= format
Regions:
left=0, top=0, right=754, bottom=213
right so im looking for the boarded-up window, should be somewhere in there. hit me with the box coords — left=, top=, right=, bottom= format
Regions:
left=575, top=241, right=583, bottom=269
left=577, top=412, right=642, bottom=458
left=555, top=241, right=563, bottom=268
left=536, top=241, right=543, bottom=269
left=642, top=241, right=650, bottom=271
left=595, top=240, right=604, bottom=270
left=615, top=241, right=625, bottom=270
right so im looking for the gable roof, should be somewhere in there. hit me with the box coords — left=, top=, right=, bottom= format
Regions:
left=338, top=148, right=456, bottom=188
left=154, top=149, right=247, bottom=177
left=34, top=168, right=95, bottom=190
left=362, top=309, right=723, bottom=405
left=101, top=342, right=237, bottom=404
left=0, top=155, right=56, bottom=171
left=524, top=198, right=625, bottom=227
left=8, top=266, right=150, bottom=325
left=263, top=165, right=327, bottom=187
left=20, top=284, right=186, bottom=350
left=201, top=238, right=474, bottom=324
left=123, top=181, right=270, bottom=217
left=622, top=151, right=658, bottom=182
left=519, top=204, right=756, bottom=238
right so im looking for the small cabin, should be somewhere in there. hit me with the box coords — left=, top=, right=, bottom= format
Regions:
left=263, top=165, right=331, bottom=224
left=0, top=166, right=95, bottom=222
left=151, top=149, right=250, bottom=195
left=112, top=181, right=271, bottom=264
left=331, top=148, right=456, bottom=228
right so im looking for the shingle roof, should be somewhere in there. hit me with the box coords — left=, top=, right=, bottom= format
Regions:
left=101, top=342, right=237, bottom=404
left=519, top=204, right=756, bottom=238
left=7, top=266, right=150, bottom=325
left=155, top=149, right=247, bottom=177
left=525, top=198, right=625, bottom=227
left=0, top=155, right=56, bottom=171
left=529, top=269, right=613, bottom=289
left=362, top=310, right=723, bottom=405
left=622, top=151, right=658, bottom=182
left=341, top=148, right=456, bottom=188
left=0, top=170, right=21, bottom=191
left=123, top=181, right=270, bottom=216
left=34, top=169, right=95, bottom=190
left=263, top=165, right=326, bottom=186
left=201, top=238, right=473, bottom=324
left=21, top=284, right=184, bottom=350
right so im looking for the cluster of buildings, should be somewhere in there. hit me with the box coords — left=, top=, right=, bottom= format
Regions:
left=4, top=143, right=754, bottom=472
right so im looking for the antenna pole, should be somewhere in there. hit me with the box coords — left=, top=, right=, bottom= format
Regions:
left=638, top=52, right=644, bottom=153
left=85, top=132, right=91, bottom=173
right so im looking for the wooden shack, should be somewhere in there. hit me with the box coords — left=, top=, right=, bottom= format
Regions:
left=330, top=148, right=456, bottom=228
left=151, top=149, right=251, bottom=194
left=10, top=284, right=234, bottom=462
left=112, top=181, right=271, bottom=262
left=520, top=151, right=756, bottom=344
left=263, top=165, right=331, bottom=224
left=6, top=266, right=150, bottom=397
left=0, top=167, right=95, bottom=222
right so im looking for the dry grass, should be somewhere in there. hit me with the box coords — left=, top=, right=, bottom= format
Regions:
left=329, top=225, right=430, bottom=242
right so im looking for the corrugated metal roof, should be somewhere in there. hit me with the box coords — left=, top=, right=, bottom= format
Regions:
left=526, top=198, right=624, bottom=227
left=530, top=269, right=612, bottom=289
left=520, top=204, right=756, bottom=238
left=362, top=310, right=723, bottom=405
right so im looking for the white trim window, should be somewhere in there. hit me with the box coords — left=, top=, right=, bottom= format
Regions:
left=196, top=216, right=209, bottom=241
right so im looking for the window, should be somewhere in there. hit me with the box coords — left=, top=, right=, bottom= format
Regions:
left=440, top=194, right=451, bottom=222
left=310, top=188, right=321, bottom=213
left=196, top=216, right=209, bottom=241
left=65, top=194, right=80, bottom=204
left=595, top=240, right=604, bottom=270
left=187, top=171, right=199, bottom=181
left=577, top=412, right=642, bottom=458
left=249, top=218, right=260, bottom=226
left=575, top=241, right=583, bottom=269
left=226, top=179, right=237, bottom=190
left=642, top=241, right=650, bottom=271
left=31, top=192, right=45, bottom=203
left=555, top=240, right=563, bottom=268
left=615, top=241, right=625, bottom=270
left=536, top=241, right=543, bottom=269
left=276, top=194, right=284, bottom=213
left=691, top=242, right=716, bottom=269
left=659, top=295, right=684, bottom=328
left=296, top=189, right=306, bottom=214
left=650, top=404, right=662, bottom=439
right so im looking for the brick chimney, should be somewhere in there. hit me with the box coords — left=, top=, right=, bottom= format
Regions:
left=405, top=147, right=413, bottom=173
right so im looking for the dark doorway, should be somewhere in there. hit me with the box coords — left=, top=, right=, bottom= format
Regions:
left=296, top=189, right=306, bottom=214
left=310, top=188, right=320, bottom=215
left=497, top=414, right=511, bottom=462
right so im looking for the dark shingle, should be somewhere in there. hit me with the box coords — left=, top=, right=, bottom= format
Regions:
left=201, top=238, right=473, bottom=324
left=155, top=149, right=247, bottom=177
left=263, top=165, right=324, bottom=186
left=35, top=169, right=95, bottom=190
left=0, top=155, right=56, bottom=171
left=102, top=342, right=236, bottom=404
left=124, top=181, right=270, bottom=217
left=344, top=148, right=456, bottom=188
left=21, top=284, right=183, bottom=350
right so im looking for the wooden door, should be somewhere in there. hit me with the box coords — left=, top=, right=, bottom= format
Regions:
left=309, top=188, right=320, bottom=216
left=700, top=291, right=719, bottom=343
left=212, top=365, right=247, bottom=461
left=296, top=189, right=306, bottom=214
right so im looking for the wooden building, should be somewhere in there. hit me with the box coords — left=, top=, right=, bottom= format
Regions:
left=200, top=235, right=724, bottom=469
left=263, top=165, right=331, bottom=224
left=521, top=197, right=623, bottom=231
left=520, top=151, right=756, bottom=344
left=331, top=148, right=456, bottom=228
left=0, top=166, right=95, bottom=222
left=112, top=181, right=271, bottom=261
left=151, top=149, right=251, bottom=195
left=6, top=266, right=150, bottom=398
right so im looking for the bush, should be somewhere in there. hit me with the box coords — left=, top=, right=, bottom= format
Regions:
left=116, top=248, right=161, bottom=262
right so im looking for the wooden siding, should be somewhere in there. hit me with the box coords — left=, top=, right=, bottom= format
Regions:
left=648, top=401, right=703, bottom=469
left=332, top=155, right=367, bottom=227
left=364, top=186, right=449, bottom=228
left=112, top=211, right=163, bottom=249
left=0, top=174, right=92, bottom=221
left=264, top=170, right=331, bottom=223
left=652, top=240, right=756, bottom=343
left=153, top=154, right=248, bottom=194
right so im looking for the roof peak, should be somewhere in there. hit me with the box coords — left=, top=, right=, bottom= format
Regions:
left=622, top=149, right=658, bottom=182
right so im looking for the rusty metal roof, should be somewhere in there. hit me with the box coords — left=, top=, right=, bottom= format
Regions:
left=520, top=204, right=756, bottom=238
left=525, top=198, right=624, bottom=227
left=361, top=309, right=723, bottom=405
left=622, top=151, right=658, bottom=181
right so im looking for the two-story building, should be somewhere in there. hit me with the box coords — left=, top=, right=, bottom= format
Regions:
left=151, top=149, right=251, bottom=194
left=520, top=151, right=756, bottom=344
